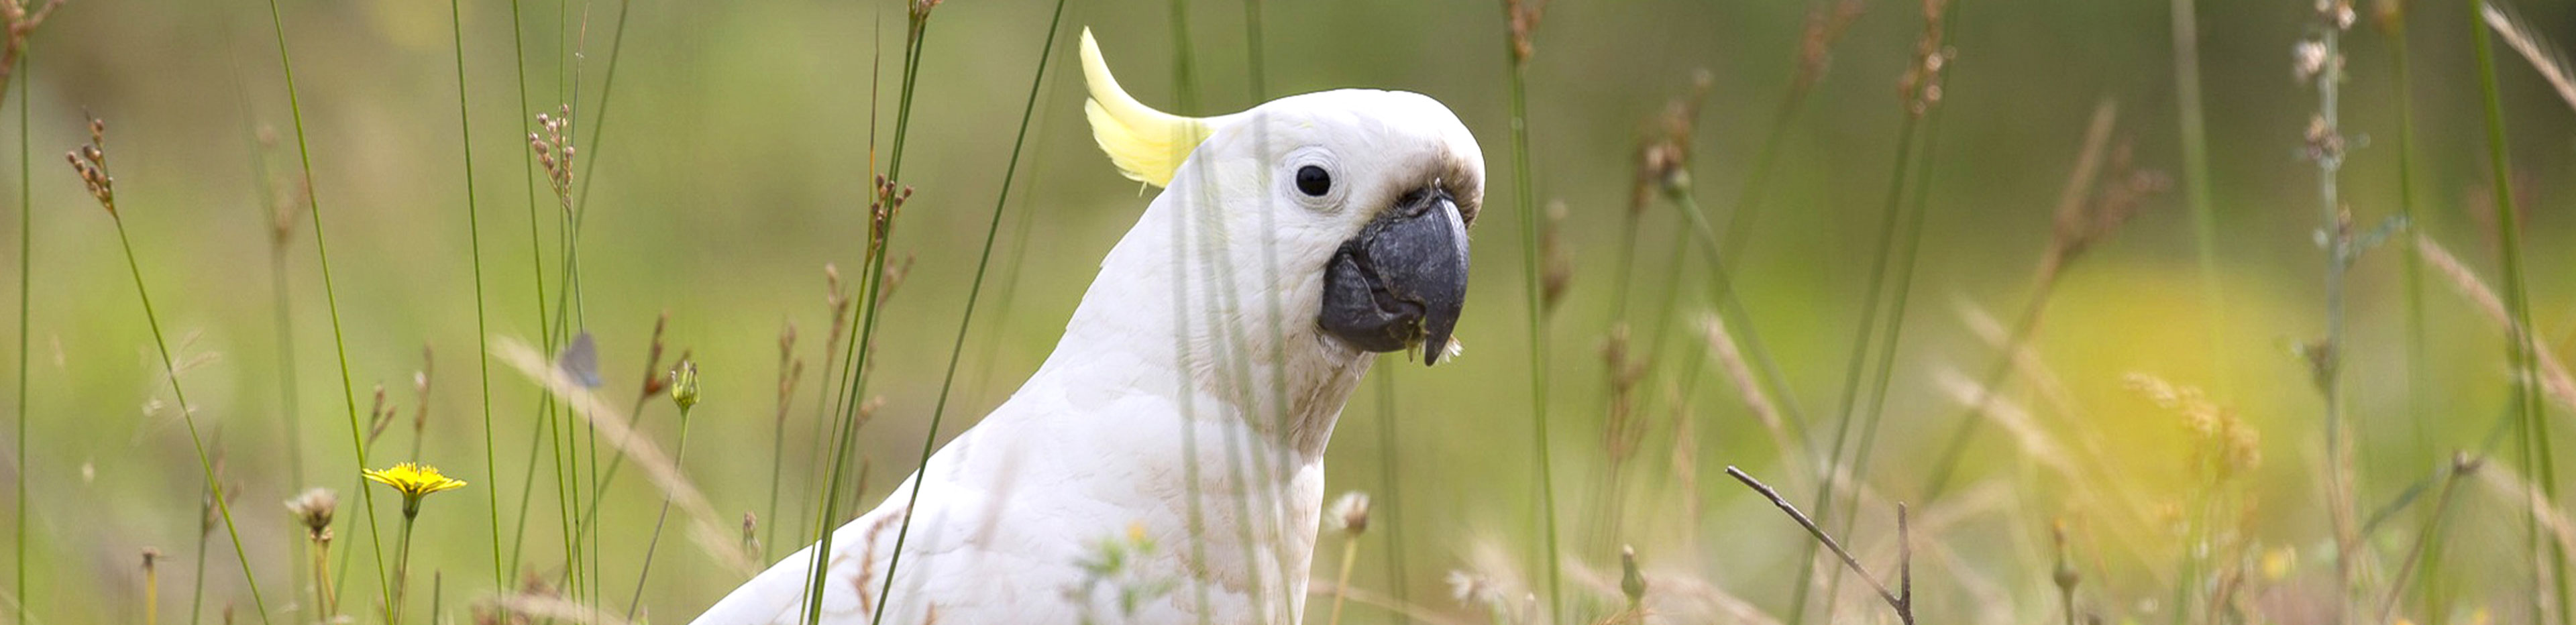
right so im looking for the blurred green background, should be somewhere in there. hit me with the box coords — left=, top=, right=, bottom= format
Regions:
left=8, top=0, right=2576, bottom=622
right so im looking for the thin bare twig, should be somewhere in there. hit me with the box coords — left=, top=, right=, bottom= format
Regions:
left=1725, top=466, right=1913, bottom=624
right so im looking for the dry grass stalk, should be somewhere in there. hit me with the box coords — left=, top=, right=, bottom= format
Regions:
left=1924, top=98, right=2165, bottom=500
left=2490, top=460, right=2576, bottom=551
left=2481, top=463, right=2576, bottom=623
left=1664, top=390, right=1702, bottom=553
left=2481, top=1, right=2576, bottom=112
left=1598, top=325, right=1646, bottom=465
left=492, top=593, right=639, bottom=625
left=1697, top=313, right=1799, bottom=473
left=1931, top=369, right=2076, bottom=477
left=1302, top=581, right=1477, bottom=625
left=2416, top=234, right=2576, bottom=412
left=1627, top=571, right=1783, bottom=625
left=2037, top=102, right=2117, bottom=286
left=1950, top=298, right=2084, bottom=426
left=1950, top=299, right=2182, bottom=583
left=407, top=346, right=433, bottom=461
left=365, top=383, right=397, bottom=445
left=1794, top=0, right=1867, bottom=93
left=1540, top=201, right=1571, bottom=312
left=2379, top=452, right=2480, bottom=624
left=1896, top=0, right=1953, bottom=118
left=492, top=337, right=759, bottom=575
left=0, top=0, right=60, bottom=104
left=636, top=312, right=671, bottom=403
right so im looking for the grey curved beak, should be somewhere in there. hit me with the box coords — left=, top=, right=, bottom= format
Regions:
left=1318, top=188, right=1470, bottom=365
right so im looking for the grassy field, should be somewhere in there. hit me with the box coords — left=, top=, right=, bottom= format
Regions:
left=5, top=0, right=2576, bottom=623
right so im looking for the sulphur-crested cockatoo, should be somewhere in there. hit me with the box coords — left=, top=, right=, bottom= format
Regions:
left=691, top=28, right=1481, bottom=624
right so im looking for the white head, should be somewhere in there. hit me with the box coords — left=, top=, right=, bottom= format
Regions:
left=1054, top=29, right=1483, bottom=453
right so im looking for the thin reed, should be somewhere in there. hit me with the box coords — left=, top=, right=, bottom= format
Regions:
left=262, top=0, right=396, bottom=612
left=1497, top=0, right=1564, bottom=617
left=2466, top=0, right=2559, bottom=620
left=70, top=117, right=275, bottom=625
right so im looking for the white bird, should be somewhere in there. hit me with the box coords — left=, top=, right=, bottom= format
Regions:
left=690, top=27, right=1483, bottom=625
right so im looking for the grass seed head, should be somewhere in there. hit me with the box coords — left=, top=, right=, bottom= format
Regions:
left=1898, top=0, right=1954, bottom=117
left=640, top=312, right=672, bottom=399
left=285, top=488, right=338, bottom=539
left=1631, top=71, right=1713, bottom=213
left=1330, top=491, right=1370, bottom=535
left=66, top=117, right=115, bottom=216
left=1796, top=0, right=1867, bottom=90
left=1503, top=0, right=1548, bottom=64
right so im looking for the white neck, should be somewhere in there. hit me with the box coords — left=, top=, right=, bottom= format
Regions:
left=1023, top=181, right=1375, bottom=459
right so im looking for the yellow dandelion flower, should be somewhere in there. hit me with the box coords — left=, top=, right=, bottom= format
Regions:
left=364, top=463, right=467, bottom=517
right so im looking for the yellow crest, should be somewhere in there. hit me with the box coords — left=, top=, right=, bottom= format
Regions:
left=1081, top=28, right=1215, bottom=188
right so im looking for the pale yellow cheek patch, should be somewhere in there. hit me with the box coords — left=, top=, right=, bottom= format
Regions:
left=1080, top=28, right=1215, bottom=188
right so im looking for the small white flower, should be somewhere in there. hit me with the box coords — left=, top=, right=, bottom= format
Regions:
left=1446, top=570, right=1492, bottom=606
left=1329, top=491, right=1371, bottom=534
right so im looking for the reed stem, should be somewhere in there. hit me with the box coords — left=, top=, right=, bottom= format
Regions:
left=1374, top=370, right=1409, bottom=622
left=9, top=34, right=28, bottom=625
left=106, top=215, right=274, bottom=625
left=2465, top=0, right=2559, bottom=619
left=442, top=0, right=507, bottom=593
left=1497, top=2, right=1562, bottom=615
left=2171, top=0, right=2226, bottom=390
left=262, top=0, right=394, bottom=609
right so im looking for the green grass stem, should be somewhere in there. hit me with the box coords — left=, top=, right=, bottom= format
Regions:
left=806, top=6, right=934, bottom=622
left=1497, top=4, right=1563, bottom=616
left=10, top=34, right=28, bottom=625
left=105, top=213, right=274, bottom=625
left=2171, top=0, right=2226, bottom=392
left=443, top=0, right=508, bottom=593
left=2467, top=0, right=2559, bottom=620
left=862, top=7, right=1069, bottom=616
left=260, top=0, right=394, bottom=612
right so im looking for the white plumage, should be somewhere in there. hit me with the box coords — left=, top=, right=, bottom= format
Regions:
left=690, top=28, right=1483, bottom=625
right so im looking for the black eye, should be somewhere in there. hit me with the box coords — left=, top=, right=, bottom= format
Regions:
left=1295, top=165, right=1332, bottom=196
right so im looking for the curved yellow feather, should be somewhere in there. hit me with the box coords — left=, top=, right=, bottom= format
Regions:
left=1081, top=28, right=1214, bottom=188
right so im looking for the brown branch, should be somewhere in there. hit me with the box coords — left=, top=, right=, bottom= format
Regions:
left=1726, top=466, right=1915, bottom=624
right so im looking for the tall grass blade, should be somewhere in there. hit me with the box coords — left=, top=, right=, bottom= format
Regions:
left=442, top=0, right=509, bottom=591
left=100, top=198, right=275, bottom=625
left=9, top=32, right=28, bottom=625
left=2467, top=0, right=2559, bottom=620
left=1497, top=1, right=1562, bottom=616
left=2170, top=0, right=2226, bottom=390
left=1802, top=3, right=1958, bottom=619
left=260, top=0, right=394, bottom=611
left=1373, top=369, right=1409, bottom=623
left=2379, top=1, right=2444, bottom=614
left=806, top=5, right=934, bottom=622
left=863, top=3, right=1071, bottom=623
left=498, top=0, right=558, bottom=585
left=2481, top=2, right=2576, bottom=112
